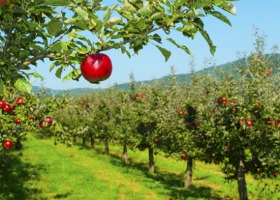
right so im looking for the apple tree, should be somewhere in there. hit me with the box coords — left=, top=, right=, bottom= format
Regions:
left=198, top=39, right=280, bottom=200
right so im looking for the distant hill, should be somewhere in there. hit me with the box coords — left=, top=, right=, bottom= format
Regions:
left=32, top=53, right=279, bottom=96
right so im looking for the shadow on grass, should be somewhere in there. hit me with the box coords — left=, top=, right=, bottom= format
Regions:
left=79, top=144, right=224, bottom=200
left=0, top=151, right=71, bottom=200
left=116, top=158, right=223, bottom=200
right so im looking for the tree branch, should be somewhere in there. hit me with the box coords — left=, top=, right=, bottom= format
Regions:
left=99, top=25, right=165, bottom=52
left=21, top=54, right=55, bottom=67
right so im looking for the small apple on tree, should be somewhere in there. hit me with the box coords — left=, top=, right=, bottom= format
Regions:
left=80, top=53, right=112, bottom=84
left=45, top=116, right=53, bottom=125
left=181, top=153, right=187, bottom=160
left=3, top=140, right=13, bottom=149
left=16, top=97, right=24, bottom=105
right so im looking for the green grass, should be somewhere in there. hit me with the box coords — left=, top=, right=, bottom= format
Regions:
left=0, top=134, right=279, bottom=200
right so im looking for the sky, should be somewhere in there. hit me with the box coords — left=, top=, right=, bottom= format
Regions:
left=30, top=0, right=280, bottom=90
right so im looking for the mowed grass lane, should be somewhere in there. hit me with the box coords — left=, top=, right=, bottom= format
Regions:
left=2, top=134, right=279, bottom=200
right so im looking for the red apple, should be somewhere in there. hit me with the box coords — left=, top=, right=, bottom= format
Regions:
left=0, top=100, right=5, bottom=107
left=15, top=118, right=21, bottom=124
left=246, top=120, right=253, bottom=127
left=265, top=69, right=271, bottom=76
left=80, top=53, right=112, bottom=83
left=39, top=120, right=47, bottom=128
left=224, top=146, right=229, bottom=152
left=222, top=97, right=227, bottom=104
left=181, top=153, right=187, bottom=160
left=16, top=97, right=24, bottom=105
left=132, top=94, right=144, bottom=101
left=217, top=97, right=222, bottom=104
left=154, top=138, right=159, bottom=143
left=3, top=140, right=13, bottom=149
left=2, top=104, right=11, bottom=112
left=273, top=171, right=278, bottom=177
left=45, top=116, right=53, bottom=125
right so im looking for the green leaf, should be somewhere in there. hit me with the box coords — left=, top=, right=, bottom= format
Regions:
left=219, top=3, right=237, bottom=15
left=103, top=4, right=118, bottom=22
left=29, top=72, right=44, bottom=80
left=138, top=3, right=152, bottom=17
left=150, top=12, right=162, bottom=20
left=64, top=18, right=88, bottom=30
left=155, top=45, right=171, bottom=62
left=14, top=78, right=32, bottom=94
left=44, top=0, right=71, bottom=6
left=198, top=29, right=216, bottom=55
left=75, top=7, right=89, bottom=21
left=47, top=18, right=63, bottom=36
left=206, top=11, right=231, bottom=26
left=166, top=38, right=191, bottom=55
left=50, top=43, right=62, bottom=53
left=55, top=67, right=63, bottom=78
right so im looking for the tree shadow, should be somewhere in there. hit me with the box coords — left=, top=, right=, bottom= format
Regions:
left=105, top=152, right=224, bottom=200
left=0, top=151, right=71, bottom=200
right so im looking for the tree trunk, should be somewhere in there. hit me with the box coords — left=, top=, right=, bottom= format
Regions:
left=237, top=159, right=248, bottom=200
left=122, top=144, right=128, bottom=163
left=82, top=136, right=86, bottom=146
left=73, top=134, right=77, bottom=144
left=148, top=147, right=155, bottom=173
left=184, top=157, right=193, bottom=189
left=105, top=139, right=109, bottom=154
left=15, top=137, right=23, bottom=150
left=90, top=134, right=95, bottom=149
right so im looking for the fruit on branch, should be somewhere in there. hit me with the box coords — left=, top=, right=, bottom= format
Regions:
left=3, top=140, right=13, bottom=149
left=246, top=120, right=253, bottom=127
left=181, top=153, right=187, bottom=160
left=132, top=94, right=144, bottom=101
left=15, top=118, right=21, bottom=124
left=16, top=97, right=24, bottom=105
left=80, top=53, right=112, bottom=83
left=45, top=116, right=53, bottom=125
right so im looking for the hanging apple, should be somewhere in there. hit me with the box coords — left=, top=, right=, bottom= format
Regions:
left=80, top=53, right=112, bottom=83
left=3, top=140, right=13, bottom=149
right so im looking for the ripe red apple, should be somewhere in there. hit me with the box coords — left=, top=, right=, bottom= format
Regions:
left=222, top=97, right=227, bottom=104
left=0, top=100, right=5, bottom=107
left=15, top=118, right=21, bottom=124
left=224, top=146, right=229, bottom=152
left=16, top=97, right=24, bottom=105
left=132, top=94, right=144, bottom=101
left=217, top=97, right=222, bottom=104
left=265, top=69, right=271, bottom=76
left=268, top=120, right=276, bottom=126
left=80, top=53, right=112, bottom=83
left=246, top=120, right=253, bottom=127
left=3, top=140, right=13, bottom=149
left=273, top=171, right=278, bottom=177
left=45, top=116, right=53, bottom=125
left=181, top=153, right=187, bottom=160
left=39, top=120, right=47, bottom=128
left=2, top=104, right=11, bottom=112
left=154, top=138, right=159, bottom=143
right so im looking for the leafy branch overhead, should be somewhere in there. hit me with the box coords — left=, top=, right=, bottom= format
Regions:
left=0, top=0, right=237, bottom=93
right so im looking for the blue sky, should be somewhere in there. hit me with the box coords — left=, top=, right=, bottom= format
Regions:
left=30, top=0, right=280, bottom=90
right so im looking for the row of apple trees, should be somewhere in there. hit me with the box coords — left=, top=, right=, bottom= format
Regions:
left=53, top=43, right=280, bottom=200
